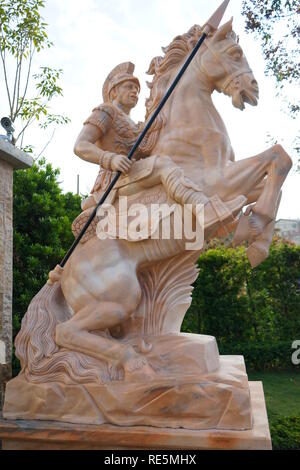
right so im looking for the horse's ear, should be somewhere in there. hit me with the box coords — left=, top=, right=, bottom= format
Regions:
left=212, top=17, right=233, bottom=43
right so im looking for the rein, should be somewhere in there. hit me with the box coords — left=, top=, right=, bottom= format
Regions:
left=203, top=39, right=252, bottom=92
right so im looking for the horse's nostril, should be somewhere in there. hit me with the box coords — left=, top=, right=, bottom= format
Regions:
left=251, top=79, right=258, bottom=89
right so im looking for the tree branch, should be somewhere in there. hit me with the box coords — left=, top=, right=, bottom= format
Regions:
left=15, top=114, right=36, bottom=144
left=11, top=45, right=21, bottom=120
left=15, top=41, right=35, bottom=116
left=37, top=128, right=56, bottom=158
left=0, top=29, right=13, bottom=115
left=15, top=97, right=48, bottom=144
left=272, top=12, right=297, bottom=20
left=15, top=49, right=24, bottom=119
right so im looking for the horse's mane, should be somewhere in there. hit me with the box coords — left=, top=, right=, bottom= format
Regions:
left=140, top=24, right=206, bottom=154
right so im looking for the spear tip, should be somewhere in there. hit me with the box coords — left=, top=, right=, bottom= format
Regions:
left=205, top=0, right=231, bottom=32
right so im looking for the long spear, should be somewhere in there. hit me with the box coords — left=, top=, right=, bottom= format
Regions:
left=59, top=0, right=230, bottom=268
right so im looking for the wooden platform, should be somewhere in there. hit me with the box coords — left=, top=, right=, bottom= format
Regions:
left=0, top=382, right=271, bottom=450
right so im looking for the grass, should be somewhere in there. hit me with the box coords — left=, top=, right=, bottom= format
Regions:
left=248, top=370, right=300, bottom=421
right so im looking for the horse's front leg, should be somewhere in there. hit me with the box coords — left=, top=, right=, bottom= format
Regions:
left=250, top=145, right=291, bottom=221
left=218, top=144, right=291, bottom=231
left=219, top=145, right=291, bottom=210
left=214, top=145, right=291, bottom=266
left=245, top=191, right=282, bottom=267
left=245, top=179, right=266, bottom=205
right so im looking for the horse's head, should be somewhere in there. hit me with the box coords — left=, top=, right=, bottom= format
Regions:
left=198, top=19, right=259, bottom=110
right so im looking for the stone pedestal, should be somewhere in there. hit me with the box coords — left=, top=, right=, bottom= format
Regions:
left=0, top=140, right=33, bottom=409
left=0, top=382, right=271, bottom=450
left=3, top=348, right=253, bottom=430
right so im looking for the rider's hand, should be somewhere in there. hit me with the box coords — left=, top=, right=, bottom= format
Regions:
left=111, top=154, right=132, bottom=174
left=47, top=264, right=64, bottom=285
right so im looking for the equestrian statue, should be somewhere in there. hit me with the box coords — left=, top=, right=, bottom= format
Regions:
left=3, top=1, right=292, bottom=431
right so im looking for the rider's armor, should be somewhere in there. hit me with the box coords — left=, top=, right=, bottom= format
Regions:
left=81, top=103, right=145, bottom=211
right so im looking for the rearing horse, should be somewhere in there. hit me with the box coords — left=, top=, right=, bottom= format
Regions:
left=145, top=19, right=291, bottom=261
left=15, top=20, right=292, bottom=384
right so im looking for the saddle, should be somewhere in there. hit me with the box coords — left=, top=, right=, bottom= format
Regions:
left=72, top=156, right=166, bottom=243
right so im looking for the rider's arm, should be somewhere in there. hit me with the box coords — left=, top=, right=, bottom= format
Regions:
left=74, top=123, right=104, bottom=165
left=74, top=107, right=131, bottom=173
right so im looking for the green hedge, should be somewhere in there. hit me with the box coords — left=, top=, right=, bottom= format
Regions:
left=271, top=415, right=300, bottom=450
left=182, top=240, right=300, bottom=371
left=218, top=340, right=299, bottom=371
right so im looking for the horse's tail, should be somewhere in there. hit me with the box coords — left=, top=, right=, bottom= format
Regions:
left=15, top=282, right=116, bottom=384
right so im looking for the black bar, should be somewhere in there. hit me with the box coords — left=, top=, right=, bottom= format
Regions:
left=60, top=32, right=207, bottom=268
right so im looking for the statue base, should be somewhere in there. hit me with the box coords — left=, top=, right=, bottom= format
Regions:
left=0, top=382, right=271, bottom=450
left=3, top=352, right=253, bottom=430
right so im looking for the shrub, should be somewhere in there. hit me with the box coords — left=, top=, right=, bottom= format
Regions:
left=218, top=340, right=299, bottom=371
left=182, top=240, right=300, bottom=371
left=271, top=415, right=300, bottom=450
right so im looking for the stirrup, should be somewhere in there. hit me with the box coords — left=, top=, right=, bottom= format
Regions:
left=205, top=194, right=247, bottom=230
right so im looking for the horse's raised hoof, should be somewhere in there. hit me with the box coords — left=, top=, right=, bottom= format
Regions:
left=249, top=211, right=273, bottom=237
left=137, top=338, right=153, bottom=354
left=233, top=209, right=273, bottom=247
left=232, top=213, right=252, bottom=247
left=247, top=241, right=269, bottom=268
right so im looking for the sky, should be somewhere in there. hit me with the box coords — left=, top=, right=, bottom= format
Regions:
left=0, top=0, right=299, bottom=220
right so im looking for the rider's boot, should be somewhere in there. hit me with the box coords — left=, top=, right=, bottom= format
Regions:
left=162, top=168, right=246, bottom=231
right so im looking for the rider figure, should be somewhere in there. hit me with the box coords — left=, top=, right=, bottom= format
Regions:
left=73, top=62, right=245, bottom=235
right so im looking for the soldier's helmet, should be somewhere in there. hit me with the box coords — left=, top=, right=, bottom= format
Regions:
left=102, top=62, right=140, bottom=103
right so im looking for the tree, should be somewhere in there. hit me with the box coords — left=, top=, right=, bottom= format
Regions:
left=242, top=0, right=299, bottom=115
left=242, top=0, right=300, bottom=161
left=12, top=158, right=81, bottom=373
left=0, top=0, right=70, bottom=149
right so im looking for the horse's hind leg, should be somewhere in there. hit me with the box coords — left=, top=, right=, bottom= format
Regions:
left=56, top=298, right=155, bottom=380
left=55, top=300, right=139, bottom=367
left=57, top=241, right=156, bottom=379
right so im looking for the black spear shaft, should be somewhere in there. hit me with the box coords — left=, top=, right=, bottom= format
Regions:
left=59, top=31, right=208, bottom=268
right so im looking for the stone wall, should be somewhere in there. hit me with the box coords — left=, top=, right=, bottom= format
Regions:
left=0, top=159, right=13, bottom=409
left=0, top=140, right=32, bottom=409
